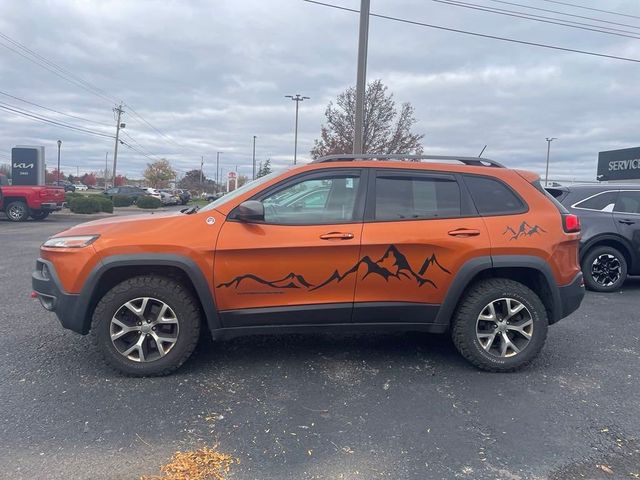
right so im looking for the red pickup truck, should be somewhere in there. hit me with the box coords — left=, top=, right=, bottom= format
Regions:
left=0, top=174, right=65, bottom=221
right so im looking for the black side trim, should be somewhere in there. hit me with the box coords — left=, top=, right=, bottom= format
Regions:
left=558, top=272, right=584, bottom=318
left=352, top=302, right=439, bottom=324
left=220, top=303, right=353, bottom=328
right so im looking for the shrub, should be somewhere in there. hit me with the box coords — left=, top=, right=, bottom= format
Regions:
left=68, top=195, right=113, bottom=214
left=65, top=192, right=85, bottom=203
left=112, top=195, right=134, bottom=207
left=136, top=195, right=163, bottom=209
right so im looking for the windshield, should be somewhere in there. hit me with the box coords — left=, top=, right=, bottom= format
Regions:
left=199, top=171, right=281, bottom=212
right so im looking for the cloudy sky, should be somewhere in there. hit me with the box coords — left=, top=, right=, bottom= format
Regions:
left=1, top=0, right=639, bottom=182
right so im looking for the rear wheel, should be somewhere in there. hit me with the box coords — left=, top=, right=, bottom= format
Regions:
left=451, top=278, right=548, bottom=372
left=30, top=211, right=50, bottom=220
left=5, top=201, right=29, bottom=222
left=92, top=275, right=202, bottom=376
left=582, top=246, right=627, bottom=292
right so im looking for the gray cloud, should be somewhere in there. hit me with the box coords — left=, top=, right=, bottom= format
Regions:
left=0, top=0, right=639, bottom=183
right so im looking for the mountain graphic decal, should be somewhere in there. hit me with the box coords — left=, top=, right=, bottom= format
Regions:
left=216, top=245, right=450, bottom=291
left=503, top=221, right=547, bottom=241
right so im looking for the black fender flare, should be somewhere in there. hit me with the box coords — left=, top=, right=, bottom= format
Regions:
left=580, top=233, right=636, bottom=267
left=77, top=254, right=220, bottom=334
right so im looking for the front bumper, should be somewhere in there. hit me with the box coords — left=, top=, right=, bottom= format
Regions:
left=557, top=272, right=585, bottom=320
left=39, top=202, right=65, bottom=212
left=32, top=258, right=86, bottom=334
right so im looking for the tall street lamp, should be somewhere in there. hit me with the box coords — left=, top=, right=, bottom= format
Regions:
left=545, top=137, right=557, bottom=186
left=285, top=94, right=310, bottom=165
left=216, top=151, right=222, bottom=192
left=252, top=136, right=257, bottom=180
left=56, top=140, right=62, bottom=183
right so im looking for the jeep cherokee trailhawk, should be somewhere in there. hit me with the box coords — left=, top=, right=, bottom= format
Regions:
left=32, top=155, right=585, bottom=375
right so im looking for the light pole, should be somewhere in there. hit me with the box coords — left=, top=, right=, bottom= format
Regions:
left=353, top=0, right=371, bottom=154
left=285, top=94, right=310, bottom=165
left=545, top=137, right=557, bottom=186
left=56, top=140, right=62, bottom=183
left=104, top=152, right=109, bottom=189
left=252, top=136, right=257, bottom=180
left=216, top=151, right=222, bottom=192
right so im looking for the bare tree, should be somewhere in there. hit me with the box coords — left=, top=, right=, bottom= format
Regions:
left=311, top=79, right=424, bottom=158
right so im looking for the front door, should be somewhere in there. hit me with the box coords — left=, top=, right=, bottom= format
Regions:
left=352, top=169, right=490, bottom=323
left=613, top=190, right=640, bottom=266
left=214, top=169, right=366, bottom=327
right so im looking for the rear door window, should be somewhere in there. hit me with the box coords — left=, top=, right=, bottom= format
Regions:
left=463, top=175, right=526, bottom=215
left=614, top=191, right=640, bottom=214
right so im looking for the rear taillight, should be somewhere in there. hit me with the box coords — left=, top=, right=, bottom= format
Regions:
left=562, top=213, right=580, bottom=233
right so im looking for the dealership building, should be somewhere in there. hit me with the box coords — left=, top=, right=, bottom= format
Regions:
left=598, top=146, right=640, bottom=184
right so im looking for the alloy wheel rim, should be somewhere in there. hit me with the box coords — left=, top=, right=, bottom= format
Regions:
left=476, top=298, right=533, bottom=358
left=110, top=297, right=179, bottom=362
left=8, top=204, right=25, bottom=220
left=591, top=254, right=621, bottom=287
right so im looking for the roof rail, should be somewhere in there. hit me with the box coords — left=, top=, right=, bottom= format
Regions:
left=311, top=154, right=505, bottom=168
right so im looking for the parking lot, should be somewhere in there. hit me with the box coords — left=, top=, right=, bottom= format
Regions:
left=1, top=212, right=639, bottom=480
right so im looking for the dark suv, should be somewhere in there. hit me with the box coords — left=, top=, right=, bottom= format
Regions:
left=103, top=186, right=149, bottom=202
left=547, top=184, right=640, bottom=292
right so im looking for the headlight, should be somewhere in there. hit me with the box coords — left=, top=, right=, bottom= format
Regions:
left=43, top=235, right=99, bottom=248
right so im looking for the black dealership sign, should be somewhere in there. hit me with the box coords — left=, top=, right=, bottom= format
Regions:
left=598, top=146, right=640, bottom=181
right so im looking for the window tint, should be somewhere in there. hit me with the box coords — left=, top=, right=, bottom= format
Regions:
left=614, top=191, right=640, bottom=214
left=574, top=191, right=618, bottom=212
left=374, top=174, right=461, bottom=221
left=261, top=174, right=360, bottom=224
left=464, top=175, right=525, bottom=215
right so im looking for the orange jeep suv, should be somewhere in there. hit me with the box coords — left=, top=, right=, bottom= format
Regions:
left=32, top=155, right=584, bottom=375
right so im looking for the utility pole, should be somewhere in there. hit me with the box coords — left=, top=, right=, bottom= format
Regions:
left=353, top=0, right=370, bottom=155
left=112, top=103, right=125, bottom=186
left=56, top=140, right=62, bottom=182
left=76, top=166, right=79, bottom=177
left=252, top=136, right=257, bottom=180
left=545, top=137, right=557, bottom=186
left=200, top=156, right=204, bottom=185
left=216, top=151, right=221, bottom=192
left=285, top=94, right=310, bottom=164
left=104, top=152, right=109, bottom=189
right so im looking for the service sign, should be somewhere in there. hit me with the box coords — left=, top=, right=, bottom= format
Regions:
left=597, top=146, right=640, bottom=181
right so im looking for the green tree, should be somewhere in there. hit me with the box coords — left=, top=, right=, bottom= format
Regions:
left=143, top=159, right=176, bottom=188
left=178, top=169, right=206, bottom=191
left=257, top=158, right=272, bottom=178
left=0, top=164, right=11, bottom=180
left=311, top=79, right=424, bottom=158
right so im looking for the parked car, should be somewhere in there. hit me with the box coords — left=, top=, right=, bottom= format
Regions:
left=158, top=190, right=179, bottom=205
left=173, top=189, right=191, bottom=205
left=143, top=188, right=162, bottom=200
left=74, top=183, right=88, bottom=191
left=1, top=174, right=65, bottom=221
left=546, top=184, right=640, bottom=292
left=206, top=192, right=224, bottom=201
left=51, top=180, right=76, bottom=192
left=103, top=186, right=149, bottom=202
left=33, top=154, right=584, bottom=376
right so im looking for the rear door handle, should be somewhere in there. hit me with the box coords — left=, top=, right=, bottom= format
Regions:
left=618, top=219, right=635, bottom=225
left=448, top=228, right=480, bottom=237
left=319, top=232, right=354, bottom=240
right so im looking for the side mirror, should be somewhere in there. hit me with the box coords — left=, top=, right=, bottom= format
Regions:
left=234, top=200, right=265, bottom=222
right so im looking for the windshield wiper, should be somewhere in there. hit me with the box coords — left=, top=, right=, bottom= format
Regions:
left=181, top=206, right=200, bottom=215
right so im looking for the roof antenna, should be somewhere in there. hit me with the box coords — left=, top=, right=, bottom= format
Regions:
left=478, top=145, right=487, bottom=157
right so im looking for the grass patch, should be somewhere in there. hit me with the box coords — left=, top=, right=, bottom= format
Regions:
left=141, top=447, right=236, bottom=480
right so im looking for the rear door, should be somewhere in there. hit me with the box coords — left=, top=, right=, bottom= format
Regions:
left=352, top=169, right=490, bottom=323
left=613, top=190, right=640, bottom=268
left=214, top=169, right=366, bottom=327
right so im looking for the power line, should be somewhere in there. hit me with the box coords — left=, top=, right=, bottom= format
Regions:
left=483, top=0, right=640, bottom=31
left=121, top=131, right=163, bottom=161
left=303, top=0, right=640, bottom=64
left=536, top=0, right=640, bottom=21
left=0, top=89, right=112, bottom=127
left=0, top=102, right=115, bottom=139
left=123, top=103, right=190, bottom=151
left=434, top=0, right=640, bottom=40
left=0, top=31, right=118, bottom=105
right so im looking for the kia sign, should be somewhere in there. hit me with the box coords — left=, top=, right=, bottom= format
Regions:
left=11, top=146, right=45, bottom=185
left=597, top=146, right=640, bottom=181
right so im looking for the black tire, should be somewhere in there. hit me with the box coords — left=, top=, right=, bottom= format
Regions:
left=5, top=200, right=29, bottom=222
left=30, top=211, right=50, bottom=220
left=91, top=275, right=202, bottom=376
left=582, top=246, right=627, bottom=292
left=451, top=278, right=548, bottom=372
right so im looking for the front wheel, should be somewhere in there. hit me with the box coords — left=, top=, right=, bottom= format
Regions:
left=582, top=246, right=627, bottom=292
left=91, top=275, right=202, bottom=376
left=451, top=278, right=548, bottom=372
left=5, top=200, right=29, bottom=222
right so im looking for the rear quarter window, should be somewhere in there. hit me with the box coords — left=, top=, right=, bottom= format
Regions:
left=463, top=175, right=527, bottom=216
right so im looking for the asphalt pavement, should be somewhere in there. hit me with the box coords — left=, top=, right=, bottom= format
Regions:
left=1, top=211, right=639, bottom=480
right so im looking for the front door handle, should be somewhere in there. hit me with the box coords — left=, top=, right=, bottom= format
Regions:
left=319, top=232, right=354, bottom=240
left=618, top=219, right=635, bottom=225
left=448, top=228, right=480, bottom=237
